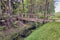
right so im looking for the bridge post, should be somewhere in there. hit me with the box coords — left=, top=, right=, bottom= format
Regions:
left=35, top=15, right=38, bottom=28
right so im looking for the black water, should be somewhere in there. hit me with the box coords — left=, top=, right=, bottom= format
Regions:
left=12, top=25, right=36, bottom=40
left=12, top=23, right=43, bottom=40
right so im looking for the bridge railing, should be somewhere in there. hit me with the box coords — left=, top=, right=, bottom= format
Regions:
left=19, top=13, right=38, bottom=18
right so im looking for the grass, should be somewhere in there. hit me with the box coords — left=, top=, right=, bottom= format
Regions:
left=25, top=22, right=60, bottom=40
left=0, top=26, right=5, bottom=30
left=49, top=12, right=60, bottom=19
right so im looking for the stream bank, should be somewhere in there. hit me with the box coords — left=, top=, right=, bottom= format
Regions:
left=13, top=22, right=44, bottom=40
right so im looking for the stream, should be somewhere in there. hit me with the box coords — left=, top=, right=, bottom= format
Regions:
left=12, top=22, right=44, bottom=40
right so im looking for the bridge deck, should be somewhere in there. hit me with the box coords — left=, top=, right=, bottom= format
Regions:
left=10, top=15, right=53, bottom=23
left=17, top=17, right=53, bottom=22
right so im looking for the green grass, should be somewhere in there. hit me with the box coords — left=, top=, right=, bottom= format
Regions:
left=25, top=22, right=60, bottom=40
left=49, top=12, right=60, bottom=19
left=0, top=26, right=5, bottom=30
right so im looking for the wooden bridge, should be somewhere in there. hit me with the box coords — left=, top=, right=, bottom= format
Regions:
left=0, top=13, right=53, bottom=29
left=10, top=14, right=53, bottom=23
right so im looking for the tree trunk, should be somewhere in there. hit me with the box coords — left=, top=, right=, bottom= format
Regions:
left=22, top=0, right=24, bottom=13
left=0, top=0, right=2, bottom=15
left=7, top=0, right=12, bottom=15
left=43, top=0, right=48, bottom=23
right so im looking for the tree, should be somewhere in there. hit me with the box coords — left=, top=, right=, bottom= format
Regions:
left=0, top=0, right=2, bottom=15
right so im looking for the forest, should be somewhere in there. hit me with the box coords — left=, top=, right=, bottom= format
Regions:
left=0, top=0, right=60, bottom=40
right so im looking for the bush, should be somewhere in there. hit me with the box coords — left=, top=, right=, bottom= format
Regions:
left=12, top=21, right=19, bottom=28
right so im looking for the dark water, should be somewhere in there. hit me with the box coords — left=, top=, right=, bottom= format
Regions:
left=13, top=23, right=43, bottom=40
left=12, top=26, right=36, bottom=40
